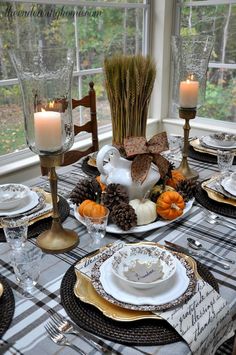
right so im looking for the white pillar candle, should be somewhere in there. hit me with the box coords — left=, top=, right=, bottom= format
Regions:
left=34, top=111, right=62, bottom=152
left=179, top=80, right=199, bottom=108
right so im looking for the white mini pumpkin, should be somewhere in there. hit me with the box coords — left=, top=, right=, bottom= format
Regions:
left=129, top=199, right=157, bottom=225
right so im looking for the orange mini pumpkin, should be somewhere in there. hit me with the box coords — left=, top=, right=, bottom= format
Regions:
left=78, top=199, right=107, bottom=218
left=166, top=170, right=185, bottom=189
left=156, top=191, right=185, bottom=220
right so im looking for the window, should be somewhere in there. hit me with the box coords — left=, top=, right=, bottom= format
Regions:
left=0, top=0, right=150, bottom=158
left=174, top=0, right=236, bottom=123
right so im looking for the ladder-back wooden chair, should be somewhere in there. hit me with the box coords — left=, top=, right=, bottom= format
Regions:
left=41, top=81, right=98, bottom=175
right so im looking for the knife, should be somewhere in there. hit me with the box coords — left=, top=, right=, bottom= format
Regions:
left=164, top=240, right=230, bottom=270
left=164, top=240, right=195, bottom=255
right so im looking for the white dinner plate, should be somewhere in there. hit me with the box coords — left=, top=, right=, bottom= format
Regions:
left=73, top=199, right=194, bottom=234
left=221, top=177, right=236, bottom=197
left=200, top=136, right=236, bottom=150
left=100, top=255, right=189, bottom=306
left=90, top=245, right=197, bottom=312
left=0, top=190, right=39, bottom=216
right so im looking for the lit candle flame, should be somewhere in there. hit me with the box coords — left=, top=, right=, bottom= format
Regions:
left=49, top=101, right=55, bottom=108
left=187, top=74, right=195, bottom=81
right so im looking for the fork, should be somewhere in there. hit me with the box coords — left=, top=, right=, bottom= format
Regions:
left=45, top=321, right=86, bottom=354
left=202, top=210, right=236, bottom=229
left=208, top=211, right=236, bottom=227
left=48, top=310, right=111, bottom=354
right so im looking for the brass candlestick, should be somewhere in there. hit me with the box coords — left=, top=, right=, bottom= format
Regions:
left=177, top=107, right=199, bottom=180
left=36, top=154, right=79, bottom=253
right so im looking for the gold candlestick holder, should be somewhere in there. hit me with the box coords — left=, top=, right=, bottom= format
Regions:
left=36, top=154, right=79, bottom=253
left=177, top=107, right=199, bottom=180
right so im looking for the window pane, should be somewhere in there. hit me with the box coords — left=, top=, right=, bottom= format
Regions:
left=0, top=85, right=26, bottom=154
left=0, top=1, right=146, bottom=156
left=180, top=4, right=236, bottom=64
left=75, top=0, right=145, bottom=2
left=77, top=7, right=144, bottom=70
left=71, top=73, right=111, bottom=128
left=176, top=2, right=236, bottom=122
left=198, top=67, right=236, bottom=122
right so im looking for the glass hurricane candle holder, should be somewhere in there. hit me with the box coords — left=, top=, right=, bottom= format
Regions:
left=171, top=35, right=214, bottom=179
left=10, top=47, right=78, bottom=253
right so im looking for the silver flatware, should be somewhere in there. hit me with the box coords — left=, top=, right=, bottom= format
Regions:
left=205, top=216, right=236, bottom=230
left=187, top=238, right=233, bottom=265
left=164, top=240, right=230, bottom=270
left=164, top=240, right=197, bottom=255
left=49, top=311, right=111, bottom=354
left=206, top=211, right=236, bottom=227
left=45, top=321, right=86, bottom=354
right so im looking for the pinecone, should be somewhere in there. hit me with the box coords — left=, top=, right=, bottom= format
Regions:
left=110, top=202, right=137, bottom=231
left=69, top=178, right=102, bottom=205
left=102, top=183, right=129, bottom=211
left=175, top=179, right=197, bottom=202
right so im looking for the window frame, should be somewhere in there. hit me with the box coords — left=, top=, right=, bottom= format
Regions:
left=167, top=0, right=236, bottom=126
left=0, top=0, right=151, bottom=179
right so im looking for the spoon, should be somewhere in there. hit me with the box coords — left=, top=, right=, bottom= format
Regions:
left=187, top=238, right=234, bottom=265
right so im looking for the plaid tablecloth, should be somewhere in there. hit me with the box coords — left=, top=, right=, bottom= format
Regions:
left=0, top=156, right=235, bottom=355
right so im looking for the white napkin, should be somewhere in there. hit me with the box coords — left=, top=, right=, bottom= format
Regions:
left=157, top=279, right=234, bottom=355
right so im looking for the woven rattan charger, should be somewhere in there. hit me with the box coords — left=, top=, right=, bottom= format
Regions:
left=0, top=276, right=15, bottom=337
left=195, top=184, right=236, bottom=219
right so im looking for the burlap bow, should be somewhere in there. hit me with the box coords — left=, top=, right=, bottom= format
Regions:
left=123, top=132, right=169, bottom=184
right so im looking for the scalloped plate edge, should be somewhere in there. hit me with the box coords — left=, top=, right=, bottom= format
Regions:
left=74, top=242, right=200, bottom=322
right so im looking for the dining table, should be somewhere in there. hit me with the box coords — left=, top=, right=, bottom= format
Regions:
left=0, top=152, right=236, bottom=355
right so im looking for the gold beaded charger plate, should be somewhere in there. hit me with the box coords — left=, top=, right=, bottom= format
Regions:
left=74, top=242, right=199, bottom=321
left=73, top=199, right=194, bottom=234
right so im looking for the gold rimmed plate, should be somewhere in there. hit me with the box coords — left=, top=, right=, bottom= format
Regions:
left=201, top=180, right=236, bottom=207
left=0, top=189, right=54, bottom=228
left=190, top=138, right=236, bottom=155
left=74, top=242, right=200, bottom=322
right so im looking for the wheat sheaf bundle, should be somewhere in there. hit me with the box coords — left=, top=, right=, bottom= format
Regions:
left=104, top=55, right=156, bottom=146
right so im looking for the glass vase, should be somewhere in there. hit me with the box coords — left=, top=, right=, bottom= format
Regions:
left=171, top=35, right=214, bottom=109
left=9, top=47, right=75, bottom=156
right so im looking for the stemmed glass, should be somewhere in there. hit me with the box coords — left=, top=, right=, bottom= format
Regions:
left=11, top=243, right=43, bottom=299
left=1, top=216, right=29, bottom=250
left=83, top=207, right=110, bottom=250
left=217, top=150, right=234, bottom=174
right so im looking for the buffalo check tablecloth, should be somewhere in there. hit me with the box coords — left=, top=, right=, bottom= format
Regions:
left=0, top=156, right=235, bottom=355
